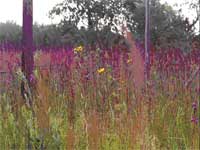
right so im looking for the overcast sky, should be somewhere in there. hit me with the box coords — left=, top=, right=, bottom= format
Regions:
left=0, top=0, right=63, bottom=25
left=0, top=0, right=199, bottom=31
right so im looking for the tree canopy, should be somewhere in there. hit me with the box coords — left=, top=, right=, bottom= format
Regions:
left=49, top=0, right=199, bottom=51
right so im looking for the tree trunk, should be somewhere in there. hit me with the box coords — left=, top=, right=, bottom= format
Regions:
left=87, top=9, right=93, bottom=30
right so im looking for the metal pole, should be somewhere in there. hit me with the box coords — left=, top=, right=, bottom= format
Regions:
left=199, top=0, right=200, bottom=35
left=145, top=0, right=150, bottom=82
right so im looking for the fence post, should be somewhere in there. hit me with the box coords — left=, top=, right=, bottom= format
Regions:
left=22, top=0, right=34, bottom=84
left=21, top=0, right=34, bottom=102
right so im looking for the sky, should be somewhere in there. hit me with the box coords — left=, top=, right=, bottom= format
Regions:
left=0, top=0, right=199, bottom=31
left=0, top=0, right=63, bottom=25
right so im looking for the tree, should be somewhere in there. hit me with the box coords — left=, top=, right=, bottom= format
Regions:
left=0, top=22, right=21, bottom=44
left=188, top=0, right=200, bottom=35
left=50, top=0, right=128, bottom=31
left=49, top=0, right=137, bottom=47
left=33, top=23, right=62, bottom=47
left=124, top=0, right=197, bottom=51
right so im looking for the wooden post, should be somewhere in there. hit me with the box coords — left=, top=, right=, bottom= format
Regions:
left=21, top=0, right=34, bottom=106
left=22, top=0, right=34, bottom=83
left=145, top=0, right=150, bottom=82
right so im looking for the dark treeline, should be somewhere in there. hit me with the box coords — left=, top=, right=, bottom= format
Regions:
left=0, top=21, right=128, bottom=51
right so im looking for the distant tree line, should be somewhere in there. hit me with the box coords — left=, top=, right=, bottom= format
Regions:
left=0, top=21, right=22, bottom=44
left=0, top=21, right=127, bottom=50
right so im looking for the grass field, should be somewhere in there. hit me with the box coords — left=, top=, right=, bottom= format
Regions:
left=0, top=46, right=199, bottom=149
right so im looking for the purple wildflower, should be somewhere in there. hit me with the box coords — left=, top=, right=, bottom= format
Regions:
left=29, top=74, right=36, bottom=83
left=192, top=101, right=198, bottom=111
left=191, top=116, right=198, bottom=124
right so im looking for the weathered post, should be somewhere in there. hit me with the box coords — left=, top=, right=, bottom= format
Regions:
left=22, top=1, right=34, bottom=148
left=22, top=0, right=34, bottom=83
left=21, top=0, right=34, bottom=107
left=145, top=0, right=150, bottom=82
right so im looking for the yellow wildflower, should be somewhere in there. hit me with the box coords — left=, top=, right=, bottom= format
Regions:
left=97, top=68, right=105, bottom=74
left=120, top=80, right=125, bottom=84
left=74, top=45, right=83, bottom=53
left=127, top=59, right=132, bottom=64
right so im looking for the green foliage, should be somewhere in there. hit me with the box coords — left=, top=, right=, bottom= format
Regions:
left=33, top=23, right=62, bottom=46
left=49, top=0, right=130, bottom=47
left=49, top=0, right=198, bottom=51
left=125, top=0, right=197, bottom=51
left=50, top=0, right=128, bottom=30
left=0, top=21, right=22, bottom=44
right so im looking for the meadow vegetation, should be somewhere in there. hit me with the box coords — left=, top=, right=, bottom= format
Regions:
left=0, top=46, right=199, bottom=149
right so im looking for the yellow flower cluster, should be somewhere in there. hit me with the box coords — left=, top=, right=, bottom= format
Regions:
left=127, top=59, right=132, bottom=64
left=74, top=45, right=83, bottom=53
left=97, top=68, right=105, bottom=74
